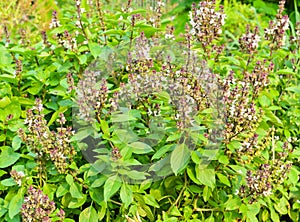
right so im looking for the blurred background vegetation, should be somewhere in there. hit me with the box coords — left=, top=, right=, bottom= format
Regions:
left=1, top=0, right=299, bottom=42
left=0, top=0, right=59, bottom=41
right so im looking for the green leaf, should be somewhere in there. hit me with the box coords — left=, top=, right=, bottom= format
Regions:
left=126, top=170, right=147, bottom=180
left=89, top=188, right=104, bottom=205
left=56, top=183, right=69, bottom=197
left=43, top=183, right=56, bottom=200
left=246, top=213, right=258, bottom=222
left=65, top=174, right=74, bottom=185
left=288, top=166, right=299, bottom=185
left=0, top=45, right=13, bottom=66
left=189, top=185, right=202, bottom=193
left=187, top=166, right=200, bottom=184
left=0, top=146, right=20, bottom=168
left=9, top=193, right=23, bottom=219
left=218, top=154, right=229, bottom=165
left=120, top=183, right=133, bottom=208
left=68, top=195, right=87, bottom=208
left=100, top=119, right=110, bottom=138
left=138, top=204, right=155, bottom=221
left=169, top=206, right=182, bottom=216
left=263, top=110, right=283, bottom=126
left=0, top=82, right=12, bottom=98
left=152, top=144, right=174, bottom=160
left=216, top=173, right=231, bottom=187
left=270, top=207, right=280, bottom=222
left=261, top=209, right=269, bottom=221
left=79, top=206, right=98, bottom=222
left=18, top=97, right=34, bottom=106
left=1, top=178, right=17, bottom=187
left=205, top=214, right=214, bottom=222
left=0, top=74, right=17, bottom=84
left=0, top=96, right=11, bottom=108
left=48, top=85, right=66, bottom=96
left=247, top=202, right=260, bottom=216
left=195, top=166, right=215, bottom=188
left=89, top=42, right=102, bottom=58
left=91, top=176, right=107, bottom=188
left=70, top=126, right=95, bottom=142
left=202, top=186, right=211, bottom=202
left=98, top=202, right=106, bottom=221
left=228, top=165, right=247, bottom=176
left=103, top=175, right=121, bottom=202
left=102, top=29, right=126, bottom=35
left=274, top=197, right=288, bottom=215
left=12, top=136, right=22, bottom=151
left=77, top=54, right=87, bottom=64
left=225, top=196, right=241, bottom=211
left=128, top=142, right=153, bottom=154
left=113, top=129, right=138, bottom=144
left=0, top=134, right=6, bottom=142
left=111, top=113, right=136, bottom=122
left=286, top=86, right=300, bottom=95
left=259, top=95, right=271, bottom=107
left=27, top=82, right=44, bottom=95
left=143, top=194, right=160, bottom=208
left=227, top=140, right=241, bottom=151
left=166, top=133, right=182, bottom=142
left=70, top=182, right=84, bottom=199
left=275, top=69, right=295, bottom=75
left=171, top=143, right=190, bottom=175
left=0, top=169, right=7, bottom=177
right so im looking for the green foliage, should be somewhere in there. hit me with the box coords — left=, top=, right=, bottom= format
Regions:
left=0, top=0, right=300, bottom=221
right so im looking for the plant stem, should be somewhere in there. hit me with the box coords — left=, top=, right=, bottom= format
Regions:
left=167, top=171, right=188, bottom=214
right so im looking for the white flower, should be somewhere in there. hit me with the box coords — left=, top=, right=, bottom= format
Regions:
left=157, top=1, right=165, bottom=7
left=150, top=17, right=155, bottom=23
left=190, top=28, right=196, bottom=35
left=262, top=189, right=272, bottom=196
left=165, top=33, right=174, bottom=40
left=18, top=171, right=25, bottom=177
left=234, top=189, right=239, bottom=195
left=118, top=15, right=123, bottom=21
left=80, top=8, right=85, bottom=13
left=265, top=28, right=274, bottom=35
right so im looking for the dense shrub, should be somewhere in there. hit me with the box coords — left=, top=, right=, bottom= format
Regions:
left=0, top=0, right=299, bottom=221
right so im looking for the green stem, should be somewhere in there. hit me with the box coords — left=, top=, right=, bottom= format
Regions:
left=167, top=171, right=188, bottom=214
left=194, top=208, right=221, bottom=212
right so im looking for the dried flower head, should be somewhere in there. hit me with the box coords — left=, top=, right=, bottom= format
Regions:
left=290, top=22, right=300, bottom=48
left=189, top=0, right=226, bottom=47
left=41, top=31, right=51, bottom=47
left=58, top=30, right=77, bottom=51
left=21, top=186, right=56, bottom=222
left=18, top=99, right=76, bottom=173
left=49, top=10, right=61, bottom=29
left=240, top=140, right=292, bottom=203
left=239, top=25, right=261, bottom=54
left=222, top=72, right=261, bottom=143
left=76, top=70, right=108, bottom=123
left=67, top=73, right=75, bottom=92
left=264, top=0, right=289, bottom=51
left=165, top=25, right=175, bottom=40
left=10, top=170, right=25, bottom=186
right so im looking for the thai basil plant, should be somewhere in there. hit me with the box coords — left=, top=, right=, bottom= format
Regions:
left=0, top=0, right=299, bottom=221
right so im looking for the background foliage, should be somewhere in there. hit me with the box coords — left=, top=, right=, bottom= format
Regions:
left=0, top=0, right=299, bottom=221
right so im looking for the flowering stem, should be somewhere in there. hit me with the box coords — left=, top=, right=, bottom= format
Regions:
left=271, top=127, right=275, bottom=161
left=95, top=0, right=107, bottom=45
